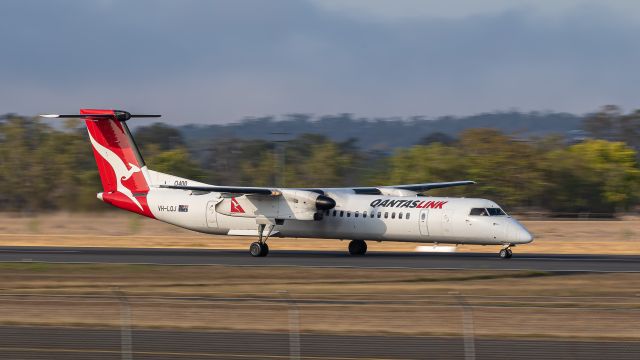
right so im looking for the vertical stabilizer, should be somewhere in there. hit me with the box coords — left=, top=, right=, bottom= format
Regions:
left=80, top=109, right=154, bottom=217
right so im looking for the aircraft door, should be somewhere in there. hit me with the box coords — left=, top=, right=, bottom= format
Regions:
left=442, top=211, right=454, bottom=236
left=419, top=209, right=429, bottom=236
left=206, top=201, right=218, bottom=228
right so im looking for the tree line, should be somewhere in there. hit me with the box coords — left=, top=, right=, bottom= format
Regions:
left=1, top=106, right=639, bottom=215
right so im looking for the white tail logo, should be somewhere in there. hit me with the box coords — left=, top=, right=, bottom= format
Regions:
left=88, top=132, right=143, bottom=210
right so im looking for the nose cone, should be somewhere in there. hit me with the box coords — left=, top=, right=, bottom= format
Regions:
left=512, top=222, right=534, bottom=244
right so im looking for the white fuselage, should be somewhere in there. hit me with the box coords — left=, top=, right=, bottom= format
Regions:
left=146, top=188, right=533, bottom=246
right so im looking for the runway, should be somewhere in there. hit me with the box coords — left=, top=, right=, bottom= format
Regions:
left=1, top=326, right=638, bottom=360
left=0, top=246, right=639, bottom=272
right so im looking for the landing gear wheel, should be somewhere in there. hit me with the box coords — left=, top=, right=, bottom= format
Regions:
left=348, top=240, right=367, bottom=256
left=250, top=242, right=268, bottom=257
left=260, top=242, right=269, bottom=257
left=499, top=248, right=513, bottom=259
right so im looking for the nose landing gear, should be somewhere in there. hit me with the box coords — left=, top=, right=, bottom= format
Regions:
left=499, top=245, right=513, bottom=259
left=348, top=240, right=368, bottom=256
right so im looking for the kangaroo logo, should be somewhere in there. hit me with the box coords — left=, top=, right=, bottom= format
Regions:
left=230, top=198, right=245, bottom=213
left=88, top=132, right=143, bottom=210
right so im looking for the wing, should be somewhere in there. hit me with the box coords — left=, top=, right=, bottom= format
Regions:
left=327, top=180, right=476, bottom=195
left=373, top=180, right=475, bottom=192
left=160, top=180, right=474, bottom=196
left=159, top=184, right=280, bottom=196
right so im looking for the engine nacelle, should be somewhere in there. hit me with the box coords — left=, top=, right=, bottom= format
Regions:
left=215, top=190, right=336, bottom=221
left=278, top=190, right=336, bottom=220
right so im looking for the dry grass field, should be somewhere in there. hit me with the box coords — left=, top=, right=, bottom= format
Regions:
left=0, top=262, right=638, bottom=339
left=0, top=212, right=638, bottom=255
left=0, top=213, right=638, bottom=339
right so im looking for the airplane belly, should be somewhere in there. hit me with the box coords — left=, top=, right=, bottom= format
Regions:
left=216, top=213, right=256, bottom=233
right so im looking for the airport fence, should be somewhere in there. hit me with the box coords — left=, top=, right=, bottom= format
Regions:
left=0, top=291, right=638, bottom=359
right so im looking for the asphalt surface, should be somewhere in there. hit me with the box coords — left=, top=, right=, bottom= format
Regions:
left=1, top=326, right=638, bottom=360
left=0, top=246, right=639, bottom=271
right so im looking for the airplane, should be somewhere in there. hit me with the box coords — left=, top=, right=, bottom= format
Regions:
left=41, top=109, right=533, bottom=258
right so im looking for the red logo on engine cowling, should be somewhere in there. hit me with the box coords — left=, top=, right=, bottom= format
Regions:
left=230, top=198, right=245, bottom=213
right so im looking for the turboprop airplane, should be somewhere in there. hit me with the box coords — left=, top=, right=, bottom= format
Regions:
left=41, top=109, right=533, bottom=258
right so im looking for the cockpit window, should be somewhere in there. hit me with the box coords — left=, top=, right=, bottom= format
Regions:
left=469, top=208, right=488, bottom=216
left=486, top=208, right=507, bottom=216
left=470, top=208, right=507, bottom=216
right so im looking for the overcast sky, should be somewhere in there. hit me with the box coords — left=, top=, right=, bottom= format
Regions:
left=1, top=0, right=639, bottom=124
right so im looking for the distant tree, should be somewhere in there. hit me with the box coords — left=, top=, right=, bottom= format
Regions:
left=0, top=115, right=40, bottom=210
left=240, top=152, right=278, bottom=187
left=541, top=140, right=640, bottom=213
left=147, top=148, right=205, bottom=181
left=417, top=132, right=456, bottom=146
left=618, top=110, right=640, bottom=150
left=583, top=105, right=621, bottom=140
left=384, top=143, right=466, bottom=189
left=134, top=123, right=185, bottom=158
left=457, top=129, right=547, bottom=208
left=203, top=138, right=273, bottom=185
left=293, top=142, right=356, bottom=187
left=2, top=109, right=640, bottom=215
left=0, top=115, right=102, bottom=211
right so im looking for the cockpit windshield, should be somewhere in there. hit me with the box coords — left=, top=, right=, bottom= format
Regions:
left=486, top=208, right=507, bottom=216
left=469, top=208, right=507, bottom=216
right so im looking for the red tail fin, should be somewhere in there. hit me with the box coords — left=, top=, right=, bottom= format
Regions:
left=81, top=109, right=154, bottom=217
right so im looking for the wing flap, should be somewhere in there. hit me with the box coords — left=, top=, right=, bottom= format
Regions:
left=159, top=184, right=280, bottom=196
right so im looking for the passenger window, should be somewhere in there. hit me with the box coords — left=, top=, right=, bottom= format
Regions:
left=355, top=211, right=359, bottom=218
left=391, top=212, right=396, bottom=219
left=363, top=211, right=367, bottom=218
left=377, top=212, right=382, bottom=218
left=399, top=213, right=403, bottom=219
left=384, top=212, right=389, bottom=219
left=406, top=213, right=410, bottom=220
left=340, top=211, right=344, bottom=217
left=470, top=208, right=488, bottom=216
left=347, top=212, right=351, bottom=217
left=333, top=210, right=336, bottom=216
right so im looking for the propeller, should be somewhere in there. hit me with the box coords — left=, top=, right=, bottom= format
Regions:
left=40, top=110, right=161, bottom=121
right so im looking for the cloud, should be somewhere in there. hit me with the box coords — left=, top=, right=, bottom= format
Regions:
left=309, top=0, right=640, bottom=21
left=0, top=0, right=639, bottom=123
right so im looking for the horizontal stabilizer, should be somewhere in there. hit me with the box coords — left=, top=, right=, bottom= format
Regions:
left=40, top=110, right=160, bottom=121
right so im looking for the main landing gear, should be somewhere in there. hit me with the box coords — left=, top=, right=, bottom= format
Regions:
left=250, top=223, right=273, bottom=257
left=499, top=245, right=513, bottom=259
left=348, top=240, right=367, bottom=256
